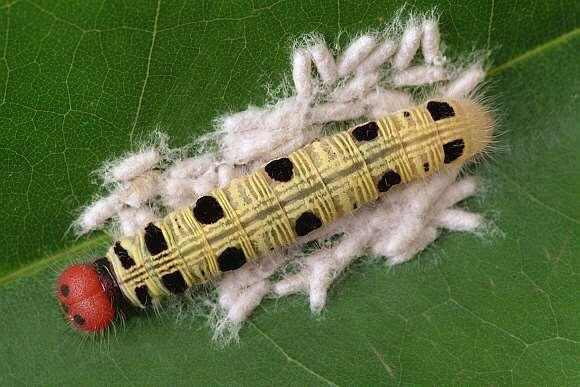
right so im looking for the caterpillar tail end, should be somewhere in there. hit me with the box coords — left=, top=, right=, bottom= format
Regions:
left=456, top=98, right=495, bottom=158
left=56, top=259, right=123, bottom=333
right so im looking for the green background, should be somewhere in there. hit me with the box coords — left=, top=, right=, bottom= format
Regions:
left=0, top=0, right=578, bottom=385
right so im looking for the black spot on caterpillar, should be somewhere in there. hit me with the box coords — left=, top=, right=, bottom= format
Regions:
left=265, top=157, right=294, bottom=182
left=218, top=247, right=247, bottom=271
left=114, top=241, right=135, bottom=269
left=161, top=271, right=188, bottom=294
left=352, top=122, right=379, bottom=142
left=427, top=101, right=455, bottom=121
left=135, top=285, right=151, bottom=306
left=378, top=170, right=402, bottom=192
left=295, top=211, right=323, bottom=236
left=144, top=223, right=168, bottom=255
left=443, top=139, right=465, bottom=164
left=193, top=195, right=224, bottom=224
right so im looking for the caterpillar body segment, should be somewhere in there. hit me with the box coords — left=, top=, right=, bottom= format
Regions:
left=56, top=99, right=493, bottom=331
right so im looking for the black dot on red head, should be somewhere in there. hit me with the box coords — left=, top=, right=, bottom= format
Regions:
left=295, top=211, right=322, bottom=236
left=60, top=284, right=69, bottom=297
left=443, top=139, right=465, bottom=164
left=378, top=170, right=401, bottom=192
left=352, top=122, right=379, bottom=142
left=265, top=157, right=294, bottom=182
left=423, top=162, right=430, bottom=172
left=144, top=223, right=168, bottom=255
left=403, top=111, right=410, bottom=118
left=114, top=241, right=135, bottom=269
left=73, top=314, right=85, bottom=326
left=135, top=285, right=151, bottom=306
left=161, top=271, right=187, bottom=294
left=193, top=195, right=224, bottom=224
left=218, top=246, right=247, bottom=272
left=427, top=101, right=455, bottom=121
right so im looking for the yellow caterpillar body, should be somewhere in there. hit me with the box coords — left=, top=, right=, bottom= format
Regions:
left=107, top=99, right=493, bottom=308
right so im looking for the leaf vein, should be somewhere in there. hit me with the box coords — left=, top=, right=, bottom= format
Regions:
left=488, top=27, right=580, bottom=76
left=0, top=234, right=110, bottom=287
left=250, top=322, right=339, bottom=386
left=128, top=0, right=161, bottom=147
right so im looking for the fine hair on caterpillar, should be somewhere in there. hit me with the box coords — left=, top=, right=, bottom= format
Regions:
left=56, top=98, right=494, bottom=332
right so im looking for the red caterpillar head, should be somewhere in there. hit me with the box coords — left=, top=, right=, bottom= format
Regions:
left=56, top=259, right=119, bottom=332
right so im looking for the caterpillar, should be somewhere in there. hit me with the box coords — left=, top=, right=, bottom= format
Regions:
left=56, top=98, right=493, bottom=332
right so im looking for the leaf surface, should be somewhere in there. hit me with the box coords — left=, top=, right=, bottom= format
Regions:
left=0, top=1, right=578, bottom=385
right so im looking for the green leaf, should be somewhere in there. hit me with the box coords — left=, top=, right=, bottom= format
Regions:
left=0, top=1, right=578, bottom=385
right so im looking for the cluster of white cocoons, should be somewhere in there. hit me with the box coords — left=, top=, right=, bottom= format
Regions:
left=76, top=12, right=488, bottom=341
